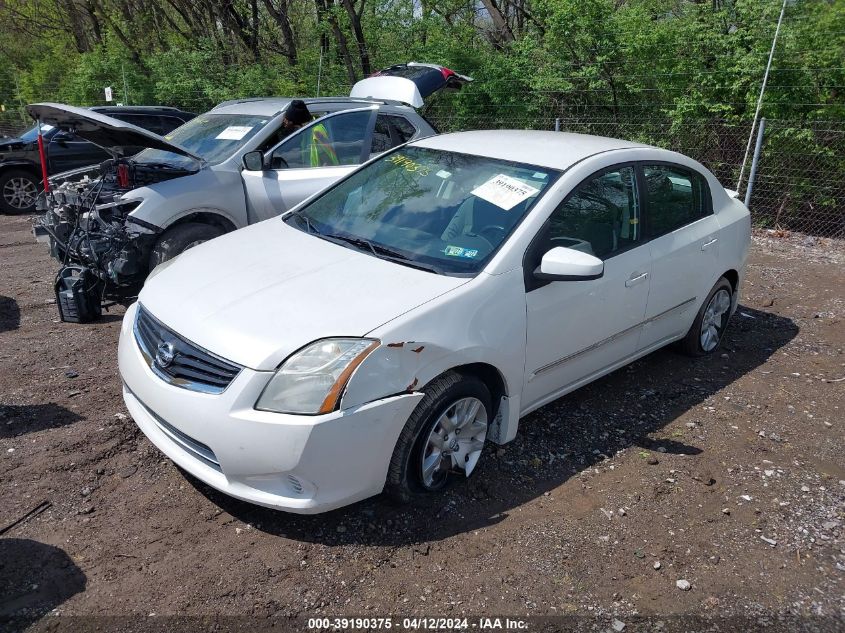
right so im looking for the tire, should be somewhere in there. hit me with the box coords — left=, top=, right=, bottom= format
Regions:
left=385, top=371, right=492, bottom=504
left=0, top=169, right=39, bottom=214
left=679, top=277, right=734, bottom=357
left=149, top=222, right=225, bottom=268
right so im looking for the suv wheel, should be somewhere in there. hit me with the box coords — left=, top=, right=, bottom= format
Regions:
left=149, top=223, right=225, bottom=268
left=0, top=170, right=39, bottom=214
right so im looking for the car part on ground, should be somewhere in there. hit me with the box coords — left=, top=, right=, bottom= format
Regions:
left=118, top=129, right=751, bottom=513
left=30, top=62, right=465, bottom=320
left=0, top=106, right=195, bottom=214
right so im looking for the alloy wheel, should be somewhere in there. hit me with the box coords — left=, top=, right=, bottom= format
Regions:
left=700, top=288, right=731, bottom=352
left=420, top=396, right=488, bottom=488
left=2, top=176, right=38, bottom=210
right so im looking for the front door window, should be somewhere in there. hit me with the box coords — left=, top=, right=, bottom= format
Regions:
left=270, top=111, right=373, bottom=169
left=546, top=166, right=641, bottom=259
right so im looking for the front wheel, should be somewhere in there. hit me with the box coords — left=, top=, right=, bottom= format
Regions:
left=679, top=277, right=734, bottom=356
left=149, top=222, right=225, bottom=269
left=385, top=371, right=491, bottom=504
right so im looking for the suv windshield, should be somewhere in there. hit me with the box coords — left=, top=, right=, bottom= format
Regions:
left=287, top=146, right=559, bottom=274
left=18, top=124, right=56, bottom=142
left=133, top=113, right=271, bottom=167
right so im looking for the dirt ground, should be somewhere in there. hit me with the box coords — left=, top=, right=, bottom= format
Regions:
left=1, top=210, right=843, bottom=631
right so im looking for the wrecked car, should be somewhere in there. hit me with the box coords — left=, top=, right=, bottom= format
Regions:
left=30, top=63, right=471, bottom=319
left=0, top=106, right=194, bottom=213
left=119, top=130, right=751, bottom=514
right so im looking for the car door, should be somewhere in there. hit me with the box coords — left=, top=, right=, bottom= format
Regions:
left=241, top=108, right=376, bottom=222
left=522, top=165, right=652, bottom=411
left=638, top=163, right=721, bottom=351
left=47, top=132, right=109, bottom=172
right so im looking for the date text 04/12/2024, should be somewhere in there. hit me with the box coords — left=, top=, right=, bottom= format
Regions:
left=307, top=617, right=529, bottom=630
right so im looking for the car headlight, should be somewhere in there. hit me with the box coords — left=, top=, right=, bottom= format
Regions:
left=255, top=338, right=380, bottom=415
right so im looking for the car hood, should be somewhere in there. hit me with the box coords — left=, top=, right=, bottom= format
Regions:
left=0, top=136, right=27, bottom=151
left=26, top=103, right=202, bottom=161
left=138, top=218, right=469, bottom=371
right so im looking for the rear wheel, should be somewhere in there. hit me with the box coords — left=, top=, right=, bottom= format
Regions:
left=0, top=169, right=39, bottom=214
left=149, top=222, right=225, bottom=269
left=679, top=277, right=733, bottom=356
left=385, top=371, right=491, bottom=503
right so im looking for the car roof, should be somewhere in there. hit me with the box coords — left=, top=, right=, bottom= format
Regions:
left=413, top=130, right=651, bottom=171
left=209, top=96, right=413, bottom=117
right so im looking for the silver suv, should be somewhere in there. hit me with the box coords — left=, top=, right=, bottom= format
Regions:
left=31, top=63, right=471, bottom=302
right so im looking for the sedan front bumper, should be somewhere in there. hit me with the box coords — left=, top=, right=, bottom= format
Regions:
left=118, top=303, right=423, bottom=514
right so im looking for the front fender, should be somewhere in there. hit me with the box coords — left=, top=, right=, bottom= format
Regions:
left=125, top=168, right=248, bottom=231
left=340, top=268, right=527, bottom=445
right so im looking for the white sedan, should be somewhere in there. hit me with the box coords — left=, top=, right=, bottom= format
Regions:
left=118, top=130, right=750, bottom=513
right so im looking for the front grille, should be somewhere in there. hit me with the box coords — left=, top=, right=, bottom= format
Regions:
left=134, top=304, right=241, bottom=394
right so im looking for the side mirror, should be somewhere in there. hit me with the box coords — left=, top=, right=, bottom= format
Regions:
left=534, top=246, right=604, bottom=281
left=242, top=150, right=265, bottom=171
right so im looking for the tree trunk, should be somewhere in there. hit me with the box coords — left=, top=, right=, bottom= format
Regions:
left=341, top=0, right=370, bottom=76
left=481, top=0, right=515, bottom=46
left=263, top=0, right=298, bottom=65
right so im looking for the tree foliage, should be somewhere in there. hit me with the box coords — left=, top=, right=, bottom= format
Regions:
left=0, top=0, right=840, bottom=122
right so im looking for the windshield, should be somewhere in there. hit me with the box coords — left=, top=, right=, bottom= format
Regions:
left=287, top=146, right=559, bottom=274
left=133, top=113, right=272, bottom=167
left=18, top=124, right=56, bottom=142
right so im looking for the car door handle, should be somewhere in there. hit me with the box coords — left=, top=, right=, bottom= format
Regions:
left=625, top=272, right=649, bottom=287
left=701, top=237, right=719, bottom=251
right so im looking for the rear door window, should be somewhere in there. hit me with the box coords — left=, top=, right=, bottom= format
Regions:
left=370, top=114, right=418, bottom=156
left=642, top=164, right=711, bottom=237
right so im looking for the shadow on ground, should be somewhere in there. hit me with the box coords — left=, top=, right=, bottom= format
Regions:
left=0, top=296, right=20, bottom=333
left=0, top=538, right=86, bottom=630
left=0, top=404, right=84, bottom=439
left=187, top=306, right=798, bottom=546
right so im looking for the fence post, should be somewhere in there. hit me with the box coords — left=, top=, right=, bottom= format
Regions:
left=744, top=117, right=766, bottom=208
left=554, top=117, right=560, bottom=132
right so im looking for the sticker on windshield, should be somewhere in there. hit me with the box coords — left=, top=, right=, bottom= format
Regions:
left=215, top=125, right=253, bottom=140
left=436, top=169, right=452, bottom=179
left=471, top=174, right=540, bottom=210
left=385, top=154, right=431, bottom=176
left=40, top=124, right=55, bottom=132
left=444, top=245, right=479, bottom=259
left=533, top=171, right=548, bottom=179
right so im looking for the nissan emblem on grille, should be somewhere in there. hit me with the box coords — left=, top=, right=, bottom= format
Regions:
left=154, top=341, right=176, bottom=368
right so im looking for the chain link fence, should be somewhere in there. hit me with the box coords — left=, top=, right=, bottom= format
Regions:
left=2, top=93, right=842, bottom=237
left=426, top=107, right=845, bottom=238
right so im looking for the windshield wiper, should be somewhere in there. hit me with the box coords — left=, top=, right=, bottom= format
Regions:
left=289, top=213, right=321, bottom=235
left=321, top=233, right=442, bottom=274
left=131, top=160, right=183, bottom=170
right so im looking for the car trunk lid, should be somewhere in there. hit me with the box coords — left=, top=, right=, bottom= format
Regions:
left=350, top=62, right=473, bottom=108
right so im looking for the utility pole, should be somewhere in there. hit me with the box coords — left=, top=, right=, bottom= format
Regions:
left=737, top=0, right=787, bottom=194
left=122, top=64, right=130, bottom=105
